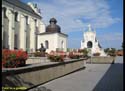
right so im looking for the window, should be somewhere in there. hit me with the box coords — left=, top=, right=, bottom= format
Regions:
left=14, top=34, right=18, bottom=49
left=15, top=12, right=18, bottom=21
left=35, top=19, right=38, bottom=27
left=45, top=40, right=49, bottom=49
left=61, top=41, right=64, bottom=51
left=26, top=16, right=28, bottom=25
left=61, top=41, right=63, bottom=48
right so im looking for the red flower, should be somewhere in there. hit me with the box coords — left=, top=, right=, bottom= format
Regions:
left=2, top=49, right=28, bottom=68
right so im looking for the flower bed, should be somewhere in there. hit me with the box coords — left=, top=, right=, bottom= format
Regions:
left=78, top=49, right=88, bottom=57
left=2, top=49, right=28, bottom=68
left=47, top=51, right=65, bottom=62
left=34, top=52, right=46, bottom=57
left=47, top=55, right=64, bottom=62
left=48, top=50, right=87, bottom=61
left=68, top=51, right=86, bottom=59
left=68, top=52, right=80, bottom=59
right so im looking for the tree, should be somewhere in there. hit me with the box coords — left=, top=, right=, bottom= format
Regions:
left=104, top=48, right=110, bottom=53
left=81, top=48, right=89, bottom=57
left=104, top=48, right=116, bottom=56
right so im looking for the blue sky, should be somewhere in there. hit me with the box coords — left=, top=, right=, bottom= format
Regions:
left=22, top=0, right=123, bottom=49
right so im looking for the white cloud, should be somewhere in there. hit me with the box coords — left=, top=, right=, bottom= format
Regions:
left=97, top=32, right=123, bottom=48
left=98, top=32, right=123, bottom=41
left=28, top=0, right=121, bottom=33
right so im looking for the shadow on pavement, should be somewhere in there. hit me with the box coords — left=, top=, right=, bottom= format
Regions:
left=92, top=63, right=123, bottom=91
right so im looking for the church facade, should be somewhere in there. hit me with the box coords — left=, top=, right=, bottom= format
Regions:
left=38, top=18, right=68, bottom=53
left=2, top=0, right=45, bottom=52
left=81, top=24, right=106, bottom=56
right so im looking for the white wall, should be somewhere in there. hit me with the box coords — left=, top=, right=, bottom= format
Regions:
left=38, top=20, right=45, bottom=33
left=2, top=4, right=45, bottom=52
left=38, top=33, right=67, bottom=53
left=38, top=33, right=56, bottom=53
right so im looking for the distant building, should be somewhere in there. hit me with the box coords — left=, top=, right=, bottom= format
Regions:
left=38, top=18, right=68, bottom=53
left=81, top=24, right=106, bottom=56
left=2, top=0, right=45, bottom=52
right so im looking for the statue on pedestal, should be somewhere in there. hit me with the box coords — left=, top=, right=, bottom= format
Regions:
left=39, top=43, right=46, bottom=52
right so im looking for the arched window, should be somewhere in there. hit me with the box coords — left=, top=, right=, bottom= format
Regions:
left=87, top=41, right=92, bottom=48
left=15, top=12, right=18, bottom=21
left=61, top=41, right=64, bottom=50
left=26, top=16, right=28, bottom=25
left=45, top=40, right=49, bottom=49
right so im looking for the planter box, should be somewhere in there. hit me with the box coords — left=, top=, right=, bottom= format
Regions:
left=87, top=56, right=115, bottom=64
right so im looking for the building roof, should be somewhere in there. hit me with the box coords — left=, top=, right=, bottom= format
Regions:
left=2, top=0, right=41, bottom=19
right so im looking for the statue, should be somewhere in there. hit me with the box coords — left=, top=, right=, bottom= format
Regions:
left=39, top=43, right=46, bottom=52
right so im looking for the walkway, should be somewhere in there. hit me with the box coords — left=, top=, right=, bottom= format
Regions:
left=29, top=56, right=123, bottom=91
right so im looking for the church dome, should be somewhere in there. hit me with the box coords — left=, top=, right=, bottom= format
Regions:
left=49, top=18, right=57, bottom=23
left=46, top=18, right=61, bottom=33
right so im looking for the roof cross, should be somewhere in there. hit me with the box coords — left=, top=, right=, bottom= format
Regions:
left=88, top=24, right=92, bottom=31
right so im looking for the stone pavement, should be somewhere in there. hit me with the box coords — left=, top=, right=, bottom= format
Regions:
left=29, top=56, right=123, bottom=91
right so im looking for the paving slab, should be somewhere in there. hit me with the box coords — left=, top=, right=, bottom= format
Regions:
left=28, top=56, right=123, bottom=91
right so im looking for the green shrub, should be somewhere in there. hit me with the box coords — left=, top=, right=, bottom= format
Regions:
left=68, top=52, right=80, bottom=59
left=48, top=55, right=64, bottom=62
left=34, top=52, right=45, bottom=57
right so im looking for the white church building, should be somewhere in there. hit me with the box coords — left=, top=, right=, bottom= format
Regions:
left=81, top=24, right=106, bottom=56
left=2, top=0, right=68, bottom=53
left=38, top=18, right=68, bottom=53
left=2, top=0, right=45, bottom=52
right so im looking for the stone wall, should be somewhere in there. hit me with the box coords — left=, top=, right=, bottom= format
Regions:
left=2, top=58, right=87, bottom=90
left=26, top=57, right=50, bottom=64
left=87, top=56, right=115, bottom=64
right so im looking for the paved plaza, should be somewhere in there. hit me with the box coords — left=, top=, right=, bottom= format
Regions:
left=29, top=56, right=123, bottom=91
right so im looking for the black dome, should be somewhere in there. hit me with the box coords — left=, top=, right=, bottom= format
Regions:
left=46, top=18, right=61, bottom=33
left=49, top=18, right=57, bottom=23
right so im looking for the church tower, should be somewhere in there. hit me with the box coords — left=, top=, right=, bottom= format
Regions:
left=38, top=18, right=68, bottom=53
left=81, top=24, right=106, bottom=56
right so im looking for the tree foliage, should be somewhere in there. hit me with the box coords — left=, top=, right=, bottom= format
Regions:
left=104, top=48, right=116, bottom=56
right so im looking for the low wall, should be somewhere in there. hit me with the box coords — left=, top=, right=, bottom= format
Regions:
left=87, top=56, right=115, bottom=64
left=26, top=57, right=50, bottom=64
left=2, top=58, right=87, bottom=90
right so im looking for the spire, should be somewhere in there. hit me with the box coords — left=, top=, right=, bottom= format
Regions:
left=94, top=28, right=95, bottom=31
left=88, top=24, right=92, bottom=31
